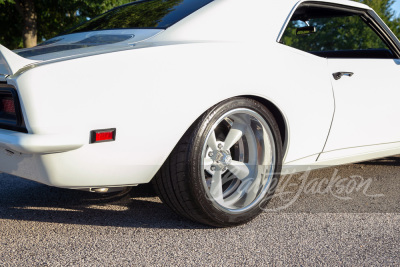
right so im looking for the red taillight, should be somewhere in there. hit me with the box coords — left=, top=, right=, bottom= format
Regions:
left=90, top=129, right=116, bottom=143
left=2, top=98, right=15, bottom=114
left=0, top=87, right=26, bottom=132
left=0, top=90, right=19, bottom=126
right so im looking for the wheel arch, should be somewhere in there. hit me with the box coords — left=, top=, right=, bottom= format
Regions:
left=152, top=94, right=290, bottom=184
left=241, top=95, right=289, bottom=158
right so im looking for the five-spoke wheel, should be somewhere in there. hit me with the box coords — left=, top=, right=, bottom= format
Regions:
left=153, top=98, right=282, bottom=227
left=202, top=109, right=276, bottom=213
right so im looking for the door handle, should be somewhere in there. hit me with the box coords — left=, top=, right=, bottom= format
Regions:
left=333, top=72, right=354, bottom=80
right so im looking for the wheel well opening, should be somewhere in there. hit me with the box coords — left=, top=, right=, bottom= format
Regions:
left=242, top=95, right=287, bottom=151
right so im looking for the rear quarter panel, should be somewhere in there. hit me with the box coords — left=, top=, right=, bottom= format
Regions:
left=8, top=40, right=334, bottom=187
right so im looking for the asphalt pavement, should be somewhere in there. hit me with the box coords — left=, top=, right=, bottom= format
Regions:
left=0, top=156, right=399, bottom=266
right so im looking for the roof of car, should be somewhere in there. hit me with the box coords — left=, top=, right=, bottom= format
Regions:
left=152, top=0, right=372, bottom=44
left=297, top=0, right=371, bottom=10
left=213, top=0, right=370, bottom=9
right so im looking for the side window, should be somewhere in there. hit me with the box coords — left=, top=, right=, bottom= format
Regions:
left=280, top=5, right=396, bottom=59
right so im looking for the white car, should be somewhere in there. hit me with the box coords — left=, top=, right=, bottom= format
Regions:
left=0, top=0, right=399, bottom=227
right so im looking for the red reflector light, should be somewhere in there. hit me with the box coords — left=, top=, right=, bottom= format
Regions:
left=96, top=132, right=113, bottom=141
left=90, top=129, right=116, bottom=143
left=2, top=98, right=15, bottom=114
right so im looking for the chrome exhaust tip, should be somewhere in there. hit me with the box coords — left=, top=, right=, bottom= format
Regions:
left=89, top=187, right=130, bottom=193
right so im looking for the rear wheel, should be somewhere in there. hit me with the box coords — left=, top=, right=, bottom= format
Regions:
left=153, top=97, right=282, bottom=227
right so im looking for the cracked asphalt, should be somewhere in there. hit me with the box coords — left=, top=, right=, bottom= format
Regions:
left=0, top=156, right=399, bottom=266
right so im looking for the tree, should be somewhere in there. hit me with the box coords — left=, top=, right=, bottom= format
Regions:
left=281, top=0, right=400, bottom=52
left=0, top=0, right=23, bottom=49
left=359, top=0, right=400, bottom=36
left=0, top=0, right=132, bottom=49
left=0, top=0, right=38, bottom=48
left=1, top=0, right=400, bottom=50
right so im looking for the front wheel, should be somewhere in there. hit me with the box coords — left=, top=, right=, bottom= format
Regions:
left=153, top=97, right=283, bottom=227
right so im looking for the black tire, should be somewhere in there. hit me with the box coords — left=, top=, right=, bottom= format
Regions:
left=153, top=97, right=283, bottom=227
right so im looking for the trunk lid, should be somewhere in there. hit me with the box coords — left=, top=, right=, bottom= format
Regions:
left=0, top=29, right=163, bottom=77
left=13, top=29, right=163, bottom=61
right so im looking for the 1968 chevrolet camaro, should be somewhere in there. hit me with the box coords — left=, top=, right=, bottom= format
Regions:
left=0, top=0, right=399, bottom=227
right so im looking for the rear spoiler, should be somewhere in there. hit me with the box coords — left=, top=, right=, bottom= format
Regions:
left=0, top=44, right=38, bottom=76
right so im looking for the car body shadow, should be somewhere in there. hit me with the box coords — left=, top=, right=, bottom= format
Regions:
left=0, top=174, right=210, bottom=230
left=1, top=155, right=400, bottom=228
left=356, top=156, right=400, bottom=167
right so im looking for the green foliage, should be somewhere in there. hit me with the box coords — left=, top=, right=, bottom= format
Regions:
left=357, top=0, right=400, bottom=37
left=281, top=0, right=400, bottom=52
left=281, top=15, right=389, bottom=52
left=0, top=0, right=22, bottom=48
left=37, top=0, right=133, bottom=42
left=0, top=0, right=132, bottom=49
left=0, top=0, right=400, bottom=50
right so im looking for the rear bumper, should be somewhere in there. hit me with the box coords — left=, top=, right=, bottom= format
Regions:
left=0, top=129, right=158, bottom=188
left=0, top=129, right=85, bottom=154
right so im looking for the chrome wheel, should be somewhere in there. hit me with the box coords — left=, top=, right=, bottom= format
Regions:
left=202, top=108, right=276, bottom=213
left=154, top=97, right=282, bottom=227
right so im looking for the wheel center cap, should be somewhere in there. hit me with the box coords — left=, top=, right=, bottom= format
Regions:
left=215, top=151, right=232, bottom=166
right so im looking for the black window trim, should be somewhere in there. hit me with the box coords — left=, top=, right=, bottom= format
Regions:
left=279, top=1, right=400, bottom=59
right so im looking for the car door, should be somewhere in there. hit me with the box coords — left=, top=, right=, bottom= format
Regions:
left=315, top=11, right=400, bottom=158
left=324, top=57, right=400, bottom=153
left=280, top=2, right=400, bottom=161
